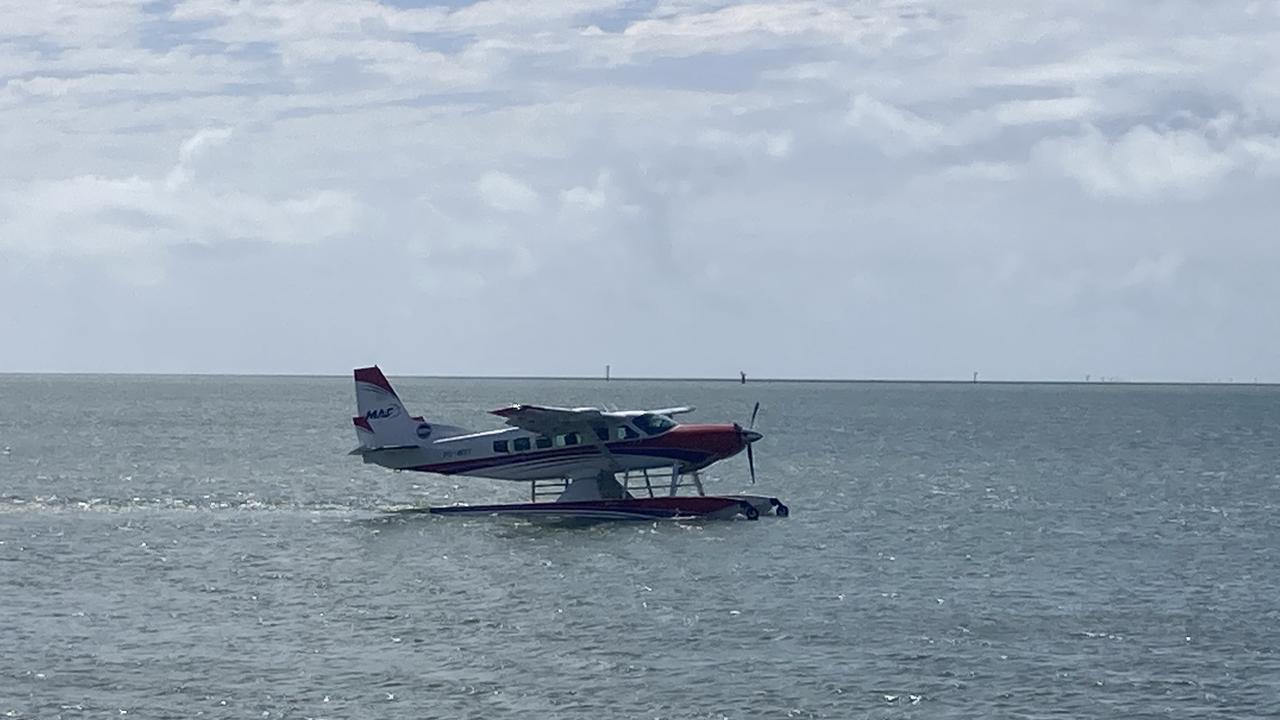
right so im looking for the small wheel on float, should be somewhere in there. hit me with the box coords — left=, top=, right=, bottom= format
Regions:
left=740, top=501, right=760, bottom=520
left=775, top=503, right=790, bottom=517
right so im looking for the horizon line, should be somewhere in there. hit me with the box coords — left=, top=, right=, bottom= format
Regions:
left=0, top=371, right=1275, bottom=387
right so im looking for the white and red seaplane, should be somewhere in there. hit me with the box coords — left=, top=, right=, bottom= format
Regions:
left=349, top=366, right=788, bottom=521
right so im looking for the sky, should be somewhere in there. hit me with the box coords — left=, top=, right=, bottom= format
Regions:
left=2, top=0, right=1279, bottom=381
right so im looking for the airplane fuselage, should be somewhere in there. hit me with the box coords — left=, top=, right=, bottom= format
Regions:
left=359, top=422, right=752, bottom=482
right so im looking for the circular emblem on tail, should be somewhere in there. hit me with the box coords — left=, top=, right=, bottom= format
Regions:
left=416, top=423, right=433, bottom=440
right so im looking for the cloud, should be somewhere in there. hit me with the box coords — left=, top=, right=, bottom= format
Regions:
left=1030, top=124, right=1280, bottom=200
left=844, top=94, right=1005, bottom=157
left=1235, top=134, right=1280, bottom=177
left=560, top=173, right=610, bottom=210
left=1117, top=251, right=1185, bottom=291
left=476, top=171, right=541, bottom=213
left=940, top=161, right=1021, bottom=183
left=697, top=128, right=793, bottom=158
left=3, top=0, right=1280, bottom=378
left=167, top=127, right=234, bottom=190
left=0, top=128, right=360, bottom=279
left=846, top=94, right=951, bottom=155
left=620, top=1, right=875, bottom=53
left=1034, top=125, right=1235, bottom=200
left=993, top=96, right=1097, bottom=126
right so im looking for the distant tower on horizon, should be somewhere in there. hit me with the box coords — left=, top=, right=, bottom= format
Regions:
left=740, top=370, right=747, bottom=384
left=972, top=371, right=979, bottom=383
left=605, top=364, right=611, bottom=381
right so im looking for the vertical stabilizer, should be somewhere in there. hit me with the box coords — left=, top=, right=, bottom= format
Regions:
left=352, top=366, right=423, bottom=449
left=351, top=366, right=471, bottom=451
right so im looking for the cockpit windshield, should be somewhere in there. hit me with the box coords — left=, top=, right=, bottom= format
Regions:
left=631, top=413, right=677, bottom=435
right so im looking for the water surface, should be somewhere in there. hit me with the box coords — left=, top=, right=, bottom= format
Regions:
left=2, top=376, right=1278, bottom=718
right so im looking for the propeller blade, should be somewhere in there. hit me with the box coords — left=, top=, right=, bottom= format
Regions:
left=747, top=442, right=756, bottom=485
left=749, top=402, right=760, bottom=429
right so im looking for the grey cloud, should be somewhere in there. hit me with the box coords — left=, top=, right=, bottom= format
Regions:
left=2, top=0, right=1279, bottom=379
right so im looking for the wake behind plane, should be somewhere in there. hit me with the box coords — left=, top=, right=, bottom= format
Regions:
left=349, top=366, right=789, bottom=521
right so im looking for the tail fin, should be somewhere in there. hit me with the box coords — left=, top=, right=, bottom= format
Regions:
left=352, top=366, right=426, bottom=449
left=351, top=366, right=470, bottom=451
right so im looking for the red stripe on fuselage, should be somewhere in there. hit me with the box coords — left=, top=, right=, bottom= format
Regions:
left=412, top=446, right=600, bottom=475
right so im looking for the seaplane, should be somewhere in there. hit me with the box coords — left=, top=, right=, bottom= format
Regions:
left=349, top=366, right=788, bottom=521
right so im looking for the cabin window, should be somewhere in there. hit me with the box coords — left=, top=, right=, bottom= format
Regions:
left=632, top=413, right=676, bottom=435
left=592, top=426, right=610, bottom=442
left=493, top=440, right=509, bottom=453
left=513, top=437, right=531, bottom=452
left=556, top=432, right=581, bottom=447
left=536, top=436, right=552, bottom=449
left=616, top=425, right=639, bottom=440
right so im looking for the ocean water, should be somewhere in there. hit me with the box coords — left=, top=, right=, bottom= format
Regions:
left=2, top=375, right=1279, bottom=719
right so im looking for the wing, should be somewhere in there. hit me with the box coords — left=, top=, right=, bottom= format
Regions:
left=646, top=406, right=695, bottom=417
left=489, top=404, right=608, bottom=435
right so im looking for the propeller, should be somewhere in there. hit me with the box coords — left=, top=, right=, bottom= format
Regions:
left=738, top=402, right=763, bottom=484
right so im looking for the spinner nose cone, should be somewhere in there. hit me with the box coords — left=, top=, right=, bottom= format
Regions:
left=743, top=429, right=763, bottom=444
